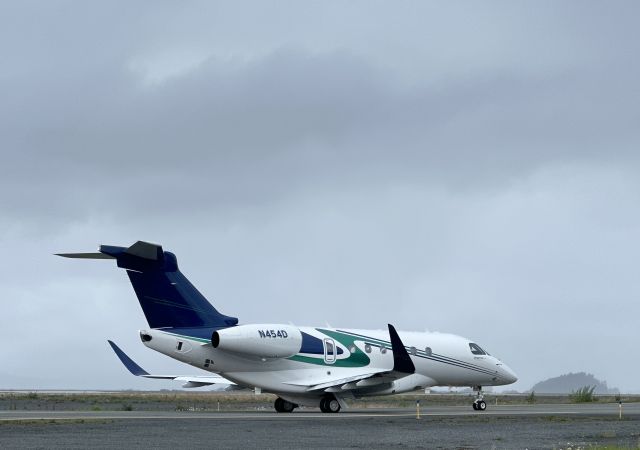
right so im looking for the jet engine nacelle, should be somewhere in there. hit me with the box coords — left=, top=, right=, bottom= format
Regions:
left=211, top=324, right=302, bottom=359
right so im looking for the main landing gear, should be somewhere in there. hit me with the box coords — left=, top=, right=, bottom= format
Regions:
left=319, top=396, right=341, bottom=413
left=274, top=397, right=297, bottom=413
left=472, top=386, right=487, bottom=411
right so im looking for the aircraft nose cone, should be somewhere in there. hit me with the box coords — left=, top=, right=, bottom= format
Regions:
left=501, top=364, right=518, bottom=384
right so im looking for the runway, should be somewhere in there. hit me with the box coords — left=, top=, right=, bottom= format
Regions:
left=1, top=404, right=638, bottom=449
left=1, top=402, right=637, bottom=420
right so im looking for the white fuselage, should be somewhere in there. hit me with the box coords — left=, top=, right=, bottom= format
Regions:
left=140, top=324, right=517, bottom=405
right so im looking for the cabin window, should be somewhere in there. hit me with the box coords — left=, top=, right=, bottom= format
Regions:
left=409, top=346, right=417, bottom=356
left=425, top=347, right=432, bottom=356
left=380, top=347, right=387, bottom=354
left=176, top=341, right=183, bottom=351
left=364, top=344, right=372, bottom=353
left=349, top=345, right=357, bottom=353
left=469, top=343, right=487, bottom=355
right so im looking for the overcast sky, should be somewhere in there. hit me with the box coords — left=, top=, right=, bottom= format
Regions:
left=1, top=1, right=639, bottom=393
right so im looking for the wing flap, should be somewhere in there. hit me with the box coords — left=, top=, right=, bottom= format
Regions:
left=283, top=369, right=397, bottom=392
left=305, top=371, right=387, bottom=391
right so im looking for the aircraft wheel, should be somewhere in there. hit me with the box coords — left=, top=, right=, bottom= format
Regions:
left=319, top=397, right=330, bottom=413
left=327, top=398, right=341, bottom=413
left=274, top=398, right=284, bottom=413
left=477, top=400, right=486, bottom=411
left=472, top=401, right=478, bottom=411
left=281, top=400, right=295, bottom=413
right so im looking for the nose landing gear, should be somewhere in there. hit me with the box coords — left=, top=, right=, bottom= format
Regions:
left=472, top=386, right=487, bottom=411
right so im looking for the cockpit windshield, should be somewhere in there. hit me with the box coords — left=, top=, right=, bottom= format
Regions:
left=469, top=343, right=489, bottom=355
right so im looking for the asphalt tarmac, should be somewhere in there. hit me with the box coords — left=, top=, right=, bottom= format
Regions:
left=1, top=403, right=638, bottom=449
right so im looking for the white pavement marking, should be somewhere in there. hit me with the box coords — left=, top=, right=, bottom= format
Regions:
left=1, top=403, right=638, bottom=422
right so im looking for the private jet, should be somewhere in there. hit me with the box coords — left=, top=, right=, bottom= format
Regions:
left=58, top=241, right=517, bottom=413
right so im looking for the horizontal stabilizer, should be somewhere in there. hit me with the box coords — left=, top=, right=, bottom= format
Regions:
left=123, top=241, right=162, bottom=260
left=56, top=252, right=115, bottom=259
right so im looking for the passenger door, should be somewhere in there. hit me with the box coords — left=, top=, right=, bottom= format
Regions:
left=323, top=338, right=336, bottom=364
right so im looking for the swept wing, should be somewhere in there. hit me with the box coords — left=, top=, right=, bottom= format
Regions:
left=108, top=340, right=240, bottom=389
left=283, top=324, right=416, bottom=392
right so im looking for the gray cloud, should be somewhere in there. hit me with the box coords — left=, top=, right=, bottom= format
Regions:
left=5, top=49, right=639, bottom=224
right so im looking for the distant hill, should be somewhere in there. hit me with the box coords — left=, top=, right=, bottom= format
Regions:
left=530, top=372, right=619, bottom=394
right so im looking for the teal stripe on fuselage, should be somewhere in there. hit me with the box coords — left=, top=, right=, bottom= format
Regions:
left=162, top=331, right=210, bottom=344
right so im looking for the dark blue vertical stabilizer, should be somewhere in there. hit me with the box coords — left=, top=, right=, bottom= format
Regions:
left=97, top=241, right=238, bottom=329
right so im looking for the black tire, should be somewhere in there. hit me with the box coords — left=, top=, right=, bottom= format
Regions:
left=274, top=398, right=284, bottom=413
left=319, top=397, right=329, bottom=413
left=477, top=400, right=487, bottom=411
left=327, top=399, right=341, bottom=413
left=282, top=400, right=295, bottom=413
left=472, top=401, right=478, bottom=411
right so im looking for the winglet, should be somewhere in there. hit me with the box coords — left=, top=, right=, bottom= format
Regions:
left=108, top=340, right=149, bottom=376
left=387, top=324, right=415, bottom=374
